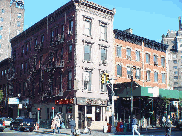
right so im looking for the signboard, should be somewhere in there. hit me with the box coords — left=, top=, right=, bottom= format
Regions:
left=77, top=97, right=107, bottom=106
left=8, top=98, right=19, bottom=104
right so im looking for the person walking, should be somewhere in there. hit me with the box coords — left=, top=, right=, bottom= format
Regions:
left=132, top=116, right=140, bottom=136
left=70, top=118, right=76, bottom=136
left=165, top=116, right=171, bottom=136
left=55, top=114, right=61, bottom=134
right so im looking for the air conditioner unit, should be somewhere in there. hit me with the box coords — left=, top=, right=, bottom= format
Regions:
left=102, top=60, right=107, bottom=64
left=18, top=93, right=21, bottom=97
left=56, top=60, right=64, bottom=67
left=154, top=62, right=158, bottom=66
left=127, top=56, right=131, bottom=60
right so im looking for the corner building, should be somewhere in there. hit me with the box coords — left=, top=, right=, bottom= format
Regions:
left=11, top=0, right=115, bottom=130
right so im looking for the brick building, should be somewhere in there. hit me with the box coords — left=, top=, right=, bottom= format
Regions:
left=114, top=29, right=168, bottom=89
left=10, top=0, right=115, bottom=130
left=0, top=0, right=24, bottom=62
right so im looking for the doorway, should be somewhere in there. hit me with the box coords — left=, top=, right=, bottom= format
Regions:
left=78, top=105, right=85, bottom=129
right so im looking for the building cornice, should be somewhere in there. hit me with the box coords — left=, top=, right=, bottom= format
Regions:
left=114, top=29, right=169, bottom=53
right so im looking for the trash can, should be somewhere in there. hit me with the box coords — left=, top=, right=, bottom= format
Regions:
left=107, top=123, right=111, bottom=133
left=103, top=125, right=108, bottom=133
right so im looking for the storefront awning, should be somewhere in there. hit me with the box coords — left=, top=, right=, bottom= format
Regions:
left=114, top=82, right=179, bottom=100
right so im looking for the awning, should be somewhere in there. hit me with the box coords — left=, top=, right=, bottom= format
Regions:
left=114, top=82, right=179, bottom=100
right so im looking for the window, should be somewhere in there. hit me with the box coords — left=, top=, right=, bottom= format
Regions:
left=84, top=18, right=91, bottom=36
left=60, top=48, right=64, bottom=60
left=153, top=55, right=158, bottom=65
left=174, top=71, right=178, bottom=75
left=68, top=71, right=72, bottom=90
left=21, top=63, right=23, bottom=70
left=146, top=53, right=150, bottom=63
left=0, top=17, right=3, bottom=22
left=162, top=73, right=166, bottom=83
left=51, top=30, right=54, bottom=42
left=83, top=71, right=91, bottom=91
left=100, top=23, right=107, bottom=40
left=117, top=46, right=121, bottom=57
left=61, top=24, right=64, bottom=39
left=161, top=57, right=165, bottom=67
left=41, top=35, right=44, bottom=43
left=0, top=26, right=3, bottom=31
left=135, top=68, right=141, bottom=79
left=101, top=48, right=107, bottom=62
left=69, top=20, right=73, bottom=34
left=173, top=54, right=177, bottom=59
left=127, top=66, right=131, bottom=76
left=154, top=71, right=158, bottom=82
left=35, top=38, right=37, bottom=48
left=173, top=66, right=177, bottom=69
left=174, top=82, right=178, bottom=85
left=174, top=76, right=178, bottom=79
left=146, top=70, right=150, bottom=81
left=84, top=44, right=91, bottom=61
left=17, top=21, right=20, bottom=27
left=0, top=35, right=2, bottom=39
left=117, top=65, right=122, bottom=76
left=68, top=45, right=72, bottom=61
left=173, top=60, right=177, bottom=64
left=60, top=74, right=62, bottom=92
left=18, top=13, right=21, bottom=18
left=2, top=9, right=4, bottom=13
left=180, top=44, right=182, bottom=47
left=0, top=44, right=1, bottom=48
left=126, top=48, right=131, bottom=57
left=136, top=50, right=140, bottom=61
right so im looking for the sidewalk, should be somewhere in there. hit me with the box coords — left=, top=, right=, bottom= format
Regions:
left=33, top=125, right=178, bottom=136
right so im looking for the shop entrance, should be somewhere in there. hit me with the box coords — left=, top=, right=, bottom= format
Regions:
left=78, top=105, right=85, bottom=129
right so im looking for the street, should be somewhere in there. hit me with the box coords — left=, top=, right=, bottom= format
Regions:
left=1, top=127, right=182, bottom=136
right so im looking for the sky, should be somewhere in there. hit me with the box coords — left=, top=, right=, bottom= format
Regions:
left=24, top=0, right=182, bottom=43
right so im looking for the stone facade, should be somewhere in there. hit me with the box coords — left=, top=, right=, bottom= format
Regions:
left=162, top=17, right=182, bottom=91
left=0, top=0, right=24, bottom=62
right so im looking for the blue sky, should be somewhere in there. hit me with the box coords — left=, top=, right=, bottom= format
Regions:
left=24, top=0, right=182, bottom=42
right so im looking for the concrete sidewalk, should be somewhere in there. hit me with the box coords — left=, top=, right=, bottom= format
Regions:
left=33, top=126, right=178, bottom=136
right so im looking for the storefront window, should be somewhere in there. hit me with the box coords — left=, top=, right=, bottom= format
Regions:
left=87, top=106, right=92, bottom=114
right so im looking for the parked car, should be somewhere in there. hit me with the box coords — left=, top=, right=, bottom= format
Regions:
left=0, top=117, right=13, bottom=127
left=0, top=120, right=5, bottom=132
left=10, top=117, right=35, bottom=132
left=176, top=119, right=182, bottom=130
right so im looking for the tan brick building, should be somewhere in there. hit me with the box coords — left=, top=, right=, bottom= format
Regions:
left=114, top=29, right=168, bottom=89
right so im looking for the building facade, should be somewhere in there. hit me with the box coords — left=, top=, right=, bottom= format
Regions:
left=114, top=29, right=168, bottom=89
left=0, top=0, right=24, bottom=62
left=162, top=17, right=182, bottom=91
left=10, top=0, right=115, bottom=130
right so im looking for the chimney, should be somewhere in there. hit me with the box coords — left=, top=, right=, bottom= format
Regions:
left=124, top=28, right=133, bottom=34
left=179, top=16, right=182, bottom=31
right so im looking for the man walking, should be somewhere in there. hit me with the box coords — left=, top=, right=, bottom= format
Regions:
left=165, top=116, right=171, bottom=136
left=132, top=116, right=140, bottom=136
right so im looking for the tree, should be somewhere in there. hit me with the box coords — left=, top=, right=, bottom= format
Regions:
left=0, top=90, right=3, bottom=102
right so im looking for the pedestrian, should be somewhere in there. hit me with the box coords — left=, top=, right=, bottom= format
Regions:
left=165, top=115, right=171, bottom=136
left=55, top=114, right=61, bottom=134
left=132, top=116, right=140, bottom=136
left=51, top=118, right=56, bottom=134
left=162, top=116, right=166, bottom=128
left=70, top=118, right=75, bottom=136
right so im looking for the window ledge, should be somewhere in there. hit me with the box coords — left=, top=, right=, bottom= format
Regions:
left=66, top=90, right=71, bottom=91
left=99, top=39, right=108, bottom=43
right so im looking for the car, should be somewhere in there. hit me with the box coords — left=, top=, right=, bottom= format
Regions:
left=0, top=120, right=5, bottom=132
left=0, top=117, right=12, bottom=128
left=10, top=117, right=35, bottom=132
left=176, top=119, right=182, bottom=130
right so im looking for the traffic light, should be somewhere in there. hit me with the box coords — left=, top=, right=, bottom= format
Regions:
left=101, top=74, right=105, bottom=84
left=106, top=73, right=109, bottom=84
